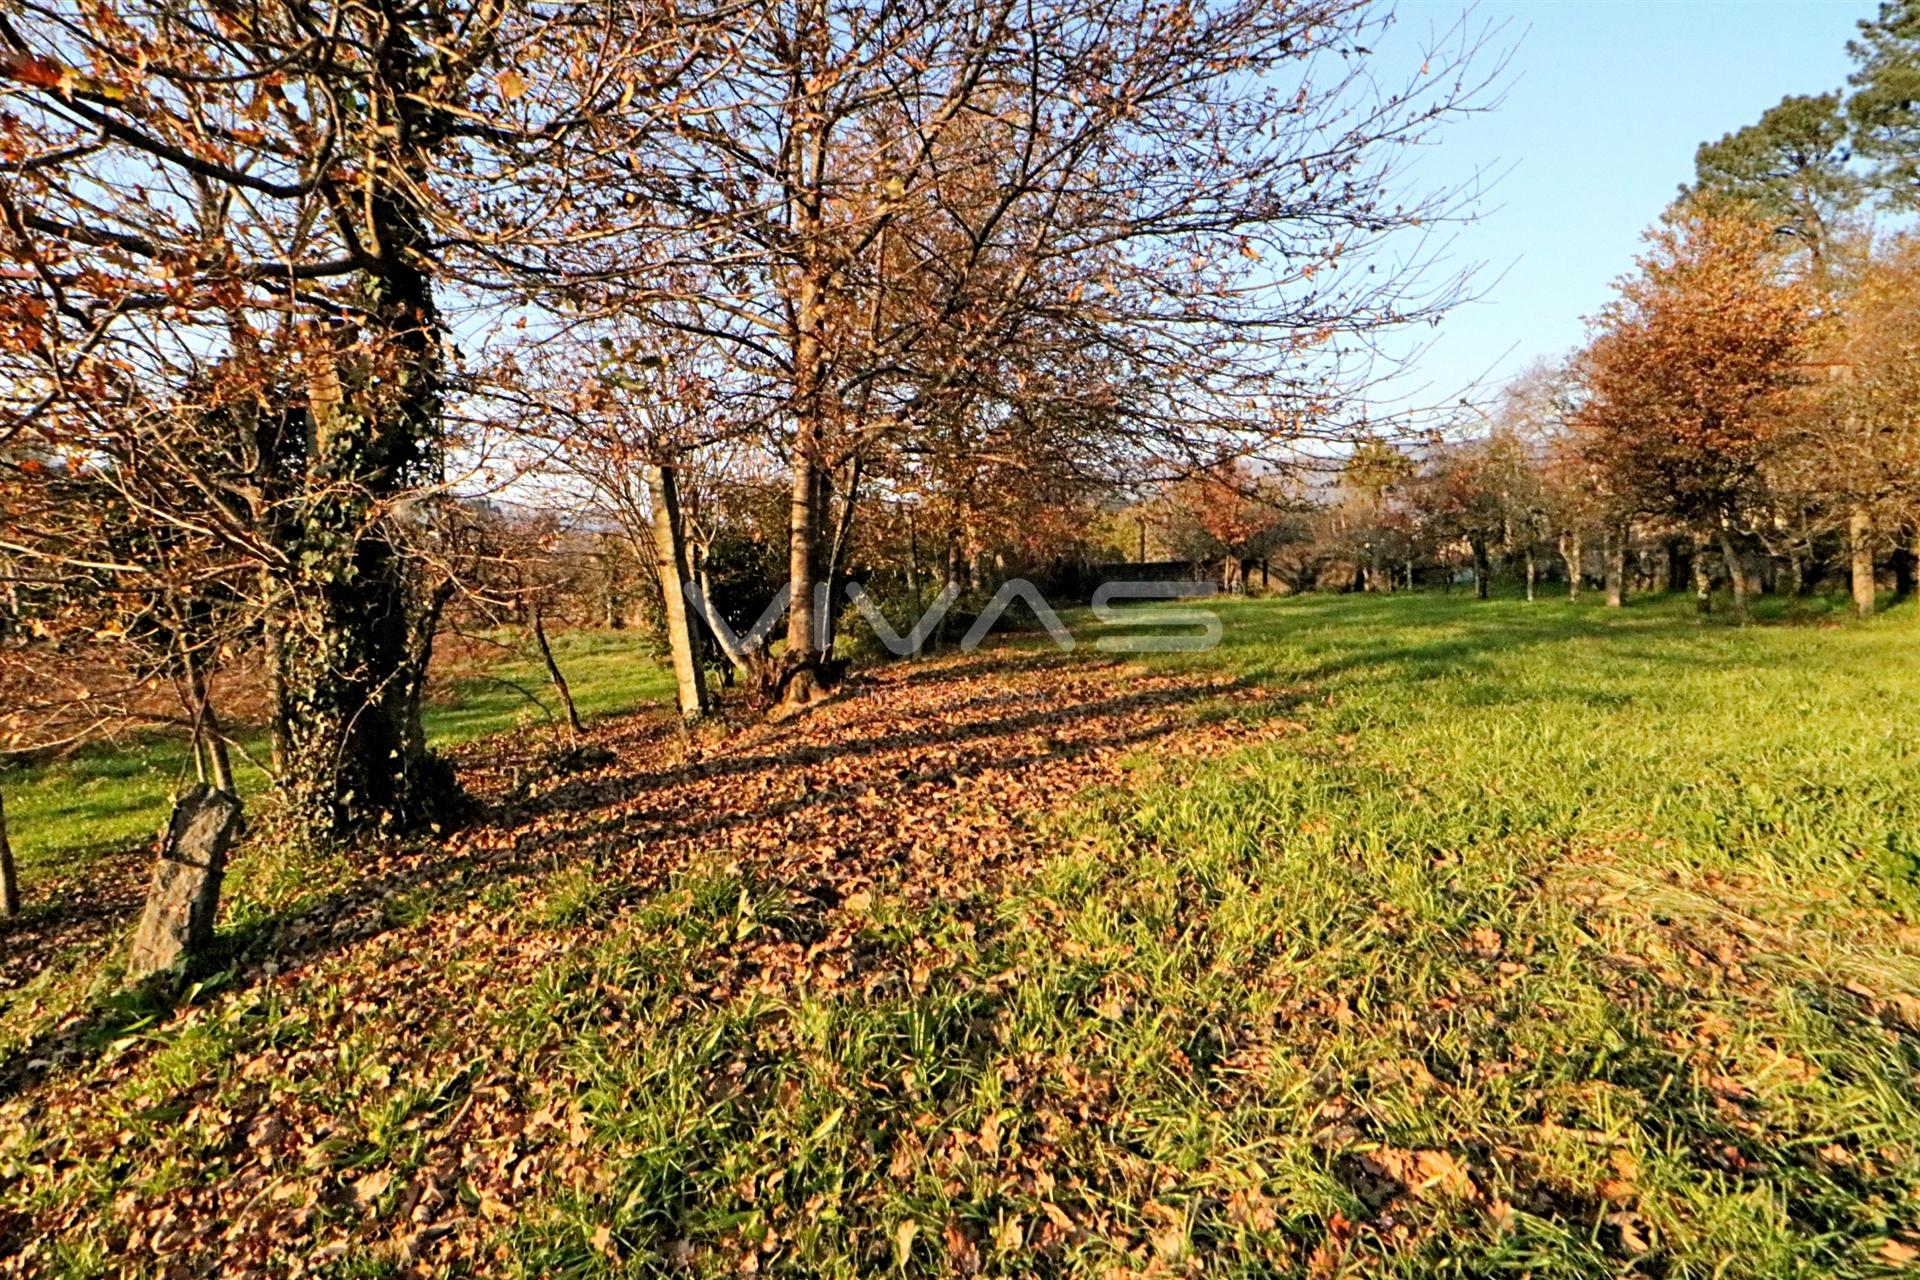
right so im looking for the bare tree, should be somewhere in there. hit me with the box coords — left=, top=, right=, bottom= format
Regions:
left=561, top=0, right=1498, bottom=707
left=0, top=0, right=710, bottom=837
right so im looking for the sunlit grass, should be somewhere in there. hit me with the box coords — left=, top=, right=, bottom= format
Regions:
left=11, top=590, right=1920, bottom=1277
left=475, top=590, right=1920, bottom=1277
left=0, top=628, right=672, bottom=881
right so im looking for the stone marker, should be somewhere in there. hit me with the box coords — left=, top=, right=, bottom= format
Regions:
left=127, top=785, right=243, bottom=983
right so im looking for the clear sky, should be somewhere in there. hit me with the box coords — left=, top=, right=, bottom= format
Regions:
left=1373, top=0, right=1872, bottom=418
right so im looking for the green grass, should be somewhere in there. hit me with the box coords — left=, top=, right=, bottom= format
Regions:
left=10, top=591, right=1920, bottom=1277
left=0, top=628, right=672, bottom=882
left=482, top=591, right=1920, bottom=1277
left=425, top=627, right=677, bottom=746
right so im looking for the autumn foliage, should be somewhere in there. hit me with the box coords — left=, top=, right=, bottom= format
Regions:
left=1572, top=207, right=1824, bottom=549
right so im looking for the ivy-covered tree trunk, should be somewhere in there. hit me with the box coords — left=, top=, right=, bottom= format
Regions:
left=270, top=554, right=453, bottom=840
left=269, top=376, right=452, bottom=841
left=266, top=11, right=460, bottom=843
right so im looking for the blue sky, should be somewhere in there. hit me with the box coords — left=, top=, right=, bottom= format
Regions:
left=1372, top=0, right=1870, bottom=417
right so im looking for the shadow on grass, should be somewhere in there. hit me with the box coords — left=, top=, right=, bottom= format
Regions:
left=1207, top=590, right=1853, bottom=693
left=0, top=647, right=1265, bottom=1103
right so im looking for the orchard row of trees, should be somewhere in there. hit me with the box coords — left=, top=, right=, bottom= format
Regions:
left=0, top=0, right=1494, bottom=848
left=1150, top=0, right=1920, bottom=617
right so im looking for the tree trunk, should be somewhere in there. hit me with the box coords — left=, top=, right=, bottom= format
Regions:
left=820, top=455, right=864, bottom=662
left=1912, top=525, right=1920, bottom=615
left=905, top=511, right=921, bottom=605
left=1471, top=537, right=1491, bottom=600
left=1894, top=525, right=1917, bottom=599
left=780, top=441, right=828, bottom=702
left=202, top=708, right=236, bottom=796
left=184, top=654, right=235, bottom=795
left=268, top=49, right=458, bottom=843
left=646, top=462, right=710, bottom=722
left=1692, top=531, right=1713, bottom=615
left=1604, top=527, right=1627, bottom=609
left=127, top=786, right=243, bottom=983
left=0, top=789, right=17, bottom=918
left=1850, top=507, right=1876, bottom=620
left=1718, top=526, right=1748, bottom=620
left=1524, top=548, right=1537, bottom=602
left=1560, top=532, right=1582, bottom=602
left=270, top=568, right=451, bottom=843
left=530, top=601, right=584, bottom=735
left=937, top=521, right=972, bottom=650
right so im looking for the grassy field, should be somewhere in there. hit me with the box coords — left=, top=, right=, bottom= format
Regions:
left=1081, top=592, right=1920, bottom=1274
left=500, top=593, right=1920, bottom=1276
left=5, top=590, right=1919, bottom=1277
left=0, top=629, right=675, bottom=883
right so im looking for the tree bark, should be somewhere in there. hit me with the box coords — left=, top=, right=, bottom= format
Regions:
left=530, top=601, right=584, bottom=735
left=646, top=462, right=710, bottom=722
left=779, top=443, right=828, bottom=702
left=1524, top=548, right=1537, bottom=602
left=0, top=789, right=17, bottom=918
left=1850, top=507, right=1876, bottom=620
left=267, top=19, right=460, bottom=843
left=1604, top=526, right=1627, bottom=609
left=1560, top=532, right=1582, bottom=602
left=820, top=455, right=864, bottom=662
left=1692, top=531, right=1713, bottom=615
left=1471, top=537, right=1491, bottom=600
left=184, top=653, right=235, bottom=795
left=271, top=566, right=451, bottom=842
left=1718, top=526, right=1748, bottom=620
left=1894, top=525, right=1917, bottom=599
